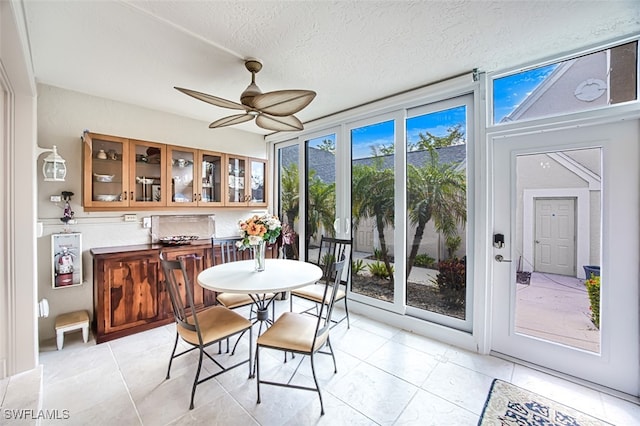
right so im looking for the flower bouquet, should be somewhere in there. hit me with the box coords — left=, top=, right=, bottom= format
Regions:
left=237, top=213, right=282, bottom=271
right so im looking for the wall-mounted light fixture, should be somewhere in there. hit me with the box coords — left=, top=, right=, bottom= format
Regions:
left=37, top=145, right=66, bottom=182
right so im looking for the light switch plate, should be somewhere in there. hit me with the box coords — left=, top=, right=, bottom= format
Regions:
left=123, top=214, right=137, bottom=222
left=50, top=195, right=62, bottom=202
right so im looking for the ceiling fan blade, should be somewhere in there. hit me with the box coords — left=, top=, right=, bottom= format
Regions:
left=175, top=87, right=246, bottom=111
left=252, top=90, right=316, bottom=116
left=255, top=113, right=304, bottom=132
left=209, top=113, right=255, bottom=128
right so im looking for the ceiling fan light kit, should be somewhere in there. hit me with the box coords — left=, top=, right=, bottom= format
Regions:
left=176, top=59, right=316, bottom=132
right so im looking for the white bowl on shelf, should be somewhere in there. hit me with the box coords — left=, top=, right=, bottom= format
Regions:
left=93, top=194, right=119, bottom=202
left=93, top=173, right=115, bottom=182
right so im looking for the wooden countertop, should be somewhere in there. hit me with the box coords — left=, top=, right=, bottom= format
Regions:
left=90, top=239, right=213, bottom=256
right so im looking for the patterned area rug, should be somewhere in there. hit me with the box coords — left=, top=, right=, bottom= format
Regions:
left=479, top=379, right=613, bottom=426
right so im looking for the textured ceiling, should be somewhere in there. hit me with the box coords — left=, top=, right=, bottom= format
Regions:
left=22, top=0, right=640, bottom=134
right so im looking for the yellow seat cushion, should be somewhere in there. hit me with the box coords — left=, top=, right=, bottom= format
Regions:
left=217, top=292, right=275, bottom=309
left=55, top=310, right=89, bottom=329
left=292, top=284, right=345, bottom=304
left=257, top=312, right=328, bottom=353
left=178, top=306, right=251, bottom=346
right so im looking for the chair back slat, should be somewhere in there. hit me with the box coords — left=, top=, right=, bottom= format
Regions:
left=313, top=260, right=346, bottom=343
left=160, top=252, right=201, bottom=337
left=315, top=236, right=352, bottom=283
left=212, top=237, right=257, bottom=265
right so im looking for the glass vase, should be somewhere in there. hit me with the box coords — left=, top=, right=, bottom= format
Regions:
left=253, top=240, right=266, bottom=272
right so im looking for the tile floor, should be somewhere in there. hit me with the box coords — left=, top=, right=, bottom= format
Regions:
left=36, top=299, right=639, bottom=426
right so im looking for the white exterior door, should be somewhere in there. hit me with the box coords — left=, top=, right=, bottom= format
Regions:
left=534, top=198, right=576, bottom=275
left=491, top=120, right=639, bottom=396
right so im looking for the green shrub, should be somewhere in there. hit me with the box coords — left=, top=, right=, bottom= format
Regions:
left=373, top=248, right=383, bottom=260
left=585, top=274, right=600, bottom=329
left=414, top=253, right=437, bottom=269
left=432, top=258, right=466, bottom=307
left=351, top=259, right=366, bottom=275
left=368, top=261, right=393, bottom=279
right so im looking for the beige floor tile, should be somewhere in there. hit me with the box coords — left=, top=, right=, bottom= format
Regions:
left=421, top=361, right=495, bottom=415
left=327, top=361, right=418, bottom=424
left=395, top=388, right=479, bottom=425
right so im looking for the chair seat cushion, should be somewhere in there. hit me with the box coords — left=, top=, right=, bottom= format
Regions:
left=292, top=284, right=345, bottom=304
left=178, top=306, right=251, bottom=346
left=257, top=312, right=328, bottom=353
left=217, top=292, right=275, bottom=309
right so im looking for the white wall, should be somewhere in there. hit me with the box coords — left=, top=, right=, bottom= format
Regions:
left=36, top=84, right=267, bottom=341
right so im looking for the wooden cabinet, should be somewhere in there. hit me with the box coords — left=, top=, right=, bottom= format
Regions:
left=225, top=155, right=267, bottom=207
left=91, top=243, right=214, bottom=343
left=83, top=132, right=166, bottom=209
left=83, top=131, right=265, bottom=210
left=92, top=247, right=165, bottom=343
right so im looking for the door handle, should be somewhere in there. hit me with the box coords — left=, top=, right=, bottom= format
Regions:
left=333, top=218, right=339, bottom=233
left=495, top=254, right=512, bottom=262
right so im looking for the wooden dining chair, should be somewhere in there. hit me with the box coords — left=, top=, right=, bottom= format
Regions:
left=290, top=236, right=352, bottom=328
left=160, top=252, right=253, bottom=410
left=256, top=259, right=346, bottom=415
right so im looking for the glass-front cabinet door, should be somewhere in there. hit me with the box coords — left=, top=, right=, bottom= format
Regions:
left=198, top=151, right=223, bottom=206
left=167, top=146, right=197, bottom=206
left=83, top=132, right=129, bottom=208
left=226, top=155, right=247, bottom=205
left=249, top=158, right=267, bottom=206
left=225, top=156, right=268, bottom=206
left=129, top=140, right=166, bottom=207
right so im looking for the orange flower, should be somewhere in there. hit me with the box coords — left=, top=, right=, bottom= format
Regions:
left=247, top=222, right=266, bottom=237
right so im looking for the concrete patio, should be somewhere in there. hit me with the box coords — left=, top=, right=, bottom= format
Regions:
left=515, top=272, right=599, bottom=352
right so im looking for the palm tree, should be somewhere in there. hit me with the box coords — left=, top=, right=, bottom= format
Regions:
left=406, top=146, right=466, bottom=277
left=279, top=162, right=299, bottom=227
left=352, top=160, right=395, bottom=281
left=306, top=170, right=336, bottom=242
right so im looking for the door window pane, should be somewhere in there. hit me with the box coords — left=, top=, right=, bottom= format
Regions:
left=351, top=120, right=396, bottom=302
left=514, top=148, right=602, bottom=353
left=305, top=134, right=336, bottom=261
left=277, top=144, right=300, bottom=259
left=406, top=106, right=467, bottom=319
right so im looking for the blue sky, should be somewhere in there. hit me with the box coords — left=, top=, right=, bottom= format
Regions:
left=493, top=64, right=557, bottom=122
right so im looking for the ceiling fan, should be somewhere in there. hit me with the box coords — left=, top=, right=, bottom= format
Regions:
left=175, top=59, right=316, bottom=132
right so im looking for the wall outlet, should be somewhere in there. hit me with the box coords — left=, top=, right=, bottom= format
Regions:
left=123, top=214, right=137, bottom=222
left=50, top=195, right=62, bottom=202
left=142, top=217, right=151, bottom=228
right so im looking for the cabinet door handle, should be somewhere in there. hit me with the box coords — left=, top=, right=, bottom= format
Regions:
left=130, top=191, right=133, bottom=201
left=123, top=192, right=127, bottom=201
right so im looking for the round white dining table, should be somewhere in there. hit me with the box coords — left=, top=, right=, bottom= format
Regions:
left=197, top=258, right=323, bottom=326
left=197, top=258, right=322, bottom=295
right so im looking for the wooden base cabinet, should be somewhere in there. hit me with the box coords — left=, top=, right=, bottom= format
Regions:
left=91, top=243, right=214, bottom=343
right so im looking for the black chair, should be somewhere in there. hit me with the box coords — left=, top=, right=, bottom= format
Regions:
left=256, top=259, right=346, bottom=415
left=160, top=252, right=253, bottom=410
left=290, top=236, right=352, bottom=328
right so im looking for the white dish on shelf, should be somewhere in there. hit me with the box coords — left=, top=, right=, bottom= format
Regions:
left=93, top=194, right=119, bottom=202
left=93, top=173, right=115, bottom=182
left=136, top=177, right=155, bottom=185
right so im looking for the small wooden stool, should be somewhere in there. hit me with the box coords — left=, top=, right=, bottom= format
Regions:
left=55, top=310, right=90, bottom=350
